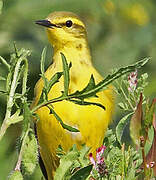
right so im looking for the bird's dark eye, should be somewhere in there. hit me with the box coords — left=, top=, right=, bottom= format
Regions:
left=66, top=20, right=73, bottom=27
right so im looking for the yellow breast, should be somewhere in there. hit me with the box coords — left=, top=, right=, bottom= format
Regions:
left=34, top=53, right=114, bottom=179
left=34, top=11, right=114, bottom=180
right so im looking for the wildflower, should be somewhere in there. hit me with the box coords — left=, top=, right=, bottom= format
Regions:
left=146, top=161, right=155, bottom=168
left=128, top=70, right=137, bottom=92
left=89, top=145, right=107, bottom=177
left=89, top=153, right=96, bottom=167
left=96, top=145, right=106, bottom=164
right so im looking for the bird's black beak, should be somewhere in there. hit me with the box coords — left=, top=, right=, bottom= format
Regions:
left=35, top=20, right=60, bottom=28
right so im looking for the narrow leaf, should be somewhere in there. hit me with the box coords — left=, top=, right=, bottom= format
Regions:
left=144, top=113, right=156, bottom=176
left=21, top=103, right=31, bottom=139
left=39, top=72, right=63, bottom=104
left=145, top=98, right=156, bottom=128
left=61, top=53, right=70, bottom=96
left=69, top=58, right=150, bottom=99
left=116, top=112, right=133, bottom=145
left=54, top=147, right=79, bottom=180
left=9, top=110, right=23, bottom=125
left=0, top=76, right=6, bottom=81
left=70, top=99, right=105, bottom=110
left=70, top=164, right=93, bottom=180
left=78, top=74, right=96, bottom=95
left=8, top=170, right=23, bottom=180
left=48, top=106, right=79, bottom=132
left=22, top=132, right=38, bottom=175
left=130, top=93, right=143, bottom=148
left=40, top=47, right=47, bottom=75
left=0, top=55, right=10, bottom=69
left=47, top=72, right=63, bottom=93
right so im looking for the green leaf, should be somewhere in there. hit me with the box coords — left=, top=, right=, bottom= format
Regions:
left=21, top=102, right=31, bottom=139
left=118, top=102, right=126, bottom=110
left=130, top=93, right=143, bottom=148
left=48, top=106, right=79, bottom=132
left=0, top=90, right=7, bottom=94
left=70, top=164, right=93, bottom=180
left=78, top=145, right=90, bottom=167
left=144, top=114, right=156, bottom=176
left=8, top=110, right=23, bottom=125
left=22, top=131, right=38, bottom=175
left=54, top=146, right=79, bottom=180
left=47, top=72, right=63, bottom=93
left=39, top=72, right=63, bottom=104
left=56, top=145, right=66, bottom=158
left=61, top=53, right=70, bottom=96
left=70, top=99, right=105, bottom=110
left=40, top=47, right=49, bottom=99
left=40, top=47, right=47, bottom=75
left=116, top=112, right=133, bottom=145
left=38, top=48, right=63, bottom=103
left=0, top=55, right=10, bottom=69
left=8, top=170, right=23, bottom=180
left=144, top=126, right=154, bottom=155
left=144, top=98, right=156, bottom=129
left=69, top=58, right=149, bottom=100
left=78, top=74, right=96, bottom=96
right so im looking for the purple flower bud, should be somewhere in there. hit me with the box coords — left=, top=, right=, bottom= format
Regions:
left=89, top=153, right=96, bottom=167
left=128, top=70, right=138, bottom=92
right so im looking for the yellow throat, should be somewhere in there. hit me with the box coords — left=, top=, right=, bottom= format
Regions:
left=33, top=11, right=114, bottom=180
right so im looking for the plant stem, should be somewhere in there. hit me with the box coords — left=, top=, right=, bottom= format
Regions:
left=0, top=121, right=9, bottom=141
left=140, top=136, right=149, bottom=179
left=0, top=56, right=10, bottom=70
left=121, top=144, right=125, bottom=180
left=15, top=127, right=30, bottom=171
left=22, top=58, right=28, bottom=102
left=31, top=95, right=66, bottom=113
left=120, top=83, right=135, bottom=111
left=0, top=54, right=29, bottom=141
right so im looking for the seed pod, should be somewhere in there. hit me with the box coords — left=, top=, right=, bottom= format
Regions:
left=22, top=131, right=38, bottom=175
left=8, top=170, right=23, bottom=180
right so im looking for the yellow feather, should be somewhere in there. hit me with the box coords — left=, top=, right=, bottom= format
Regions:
left=33, top=11, right=114, bottom=180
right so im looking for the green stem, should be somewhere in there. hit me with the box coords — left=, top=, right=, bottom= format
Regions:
left=0, top=121, right=9, bottom=141
left=121, top=144, right=125, bottom=180
left=140, top=136, right=149, bottom=179
left=120, top=82, right=135, bottom=111
left=0, top=55, right=29, bottom=141
left=0, top=56, right=10, bottom=70
left=22, top=58, right=28, bottom=102
left=15, top=127, right=30, bottom=171
left=31, top=95, right=66, bottom=113
left=31, top=92, right=85, bottom=113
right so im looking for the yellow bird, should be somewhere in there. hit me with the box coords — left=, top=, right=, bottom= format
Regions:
left=33, top=11, right=114, bottom=180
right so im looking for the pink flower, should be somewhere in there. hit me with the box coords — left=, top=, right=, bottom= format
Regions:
left=89, top=145, right=107, bottom=177
left=89, top=153, right=96, bottom=167
left=128, top=70, right=138, bottom=92
left=96, top=145, right=106, bottom=164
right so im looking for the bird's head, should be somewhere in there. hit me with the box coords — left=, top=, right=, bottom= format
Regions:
left=35, top=11, right=87, bottom=48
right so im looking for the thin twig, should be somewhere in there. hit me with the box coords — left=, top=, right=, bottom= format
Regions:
left=0, top=56, right=10, bottom=70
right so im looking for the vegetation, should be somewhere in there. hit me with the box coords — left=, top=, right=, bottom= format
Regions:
left=0, top=0, right=156, bottom=179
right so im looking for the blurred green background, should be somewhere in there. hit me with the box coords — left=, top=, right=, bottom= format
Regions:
left=0, top=0, right=156, bottom=179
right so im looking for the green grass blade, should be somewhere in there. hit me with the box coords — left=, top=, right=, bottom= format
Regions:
left=70, top=164, right=93, bottom=180
left=61, top=53, right=70, bottom=96
left=116, top=112, right=133, bottom=145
